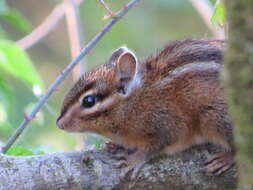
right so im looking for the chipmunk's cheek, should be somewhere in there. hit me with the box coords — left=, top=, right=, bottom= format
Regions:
left=66, top=118, right=86, bottom=132
left=70, top=117, right=100, bottom=133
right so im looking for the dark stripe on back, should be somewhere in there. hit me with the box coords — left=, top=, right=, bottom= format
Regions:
left=147, top=39, right=224, bottom=72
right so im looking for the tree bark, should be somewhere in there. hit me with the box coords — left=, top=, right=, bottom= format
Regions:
left=224, top=1, right=253, bottom=189
left=0, top=146, right=237, bottom=190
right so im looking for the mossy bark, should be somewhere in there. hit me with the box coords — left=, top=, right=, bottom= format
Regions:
left=224, top=0, right=253, bottom=189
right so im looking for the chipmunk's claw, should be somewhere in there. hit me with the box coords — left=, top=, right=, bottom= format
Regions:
left=118, top=160, right=146, bottom=179
left=113, top=149, right=147, bottom=180
left=205, top=152, right=234, bottom=175
left=106, top=142, right=147, bottom=179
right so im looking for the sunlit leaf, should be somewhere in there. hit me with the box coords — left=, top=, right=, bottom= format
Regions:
left=0, top=40, right=44, bottom=88
left=6, top=146, right=35, bottom=156
left=212, top=0, right=226, bottom=25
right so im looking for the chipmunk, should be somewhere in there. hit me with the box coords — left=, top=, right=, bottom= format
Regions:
left=57, top=39, right=235, bottom=178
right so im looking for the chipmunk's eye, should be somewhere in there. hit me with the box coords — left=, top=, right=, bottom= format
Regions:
left=82, top=95, right=99, bottom=108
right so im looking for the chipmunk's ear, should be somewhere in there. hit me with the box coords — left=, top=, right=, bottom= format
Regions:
left=115, top=47, right=139, bottom=95
left=116, top=49, right=137, bottom=80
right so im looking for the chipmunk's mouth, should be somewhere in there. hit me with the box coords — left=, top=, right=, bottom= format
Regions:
left=57, top=116, right=85, bottom=133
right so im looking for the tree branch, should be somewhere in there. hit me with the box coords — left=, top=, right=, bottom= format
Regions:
left=1, top=0, right=141, bottom=154
left=64, top=0, right=85, bottom=81
left=16, top=0, right=85, bottom=50
left=0, top=147, right=237, bottom=190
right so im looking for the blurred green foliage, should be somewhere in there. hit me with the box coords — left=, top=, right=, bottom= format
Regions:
left=0, top=0, right=32, bottom=34
left=0, top=0, right=222, bottom=155
left=0, top=40, right=43, bottom=87
left=212, top=0, right=226, bottom=25
left=0, top=0, right=44, bottom=155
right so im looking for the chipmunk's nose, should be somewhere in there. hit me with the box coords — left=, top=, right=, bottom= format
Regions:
left=56, top=115, right=65, bottom=129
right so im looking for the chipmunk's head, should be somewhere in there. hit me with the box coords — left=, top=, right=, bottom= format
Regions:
left=57, top=46, right=141, bottom=133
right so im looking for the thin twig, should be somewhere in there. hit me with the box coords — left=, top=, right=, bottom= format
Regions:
left=64, top=0, right=85, bottom=81
left=189, top=0, right=225, bottom=39
left=1, top=0, right=140, bottom=154
left=99, top=0, right=115, bottom=19
left=16, top=0, right=84, bottom=50
left=99, top=0, right=113, bottom=13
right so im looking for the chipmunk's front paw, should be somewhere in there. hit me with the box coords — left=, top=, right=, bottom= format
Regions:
left=115, top=150, right=147, bottom=180
left=105, top=141, right=125, bottom=154
left=205, top=152, right=234, bottom=175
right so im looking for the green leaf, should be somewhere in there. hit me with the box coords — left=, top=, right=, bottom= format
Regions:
left=212, top=0, right=226, bottom=25
left=0, top=25, right=8, bottom=39
left=0, top=10, right=32, bottom=33
left=0, top=0, right=32, bottom=33
left=0, top=40, right=44, bottom=89
left=6, top=146, right=36, bottom=156
left=0, top=77, right=14, bottom=138
left=0, top=75, right=14, bottom=111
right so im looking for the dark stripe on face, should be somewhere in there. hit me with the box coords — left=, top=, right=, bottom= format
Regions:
left=59, top=79, right=95, bottom=118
